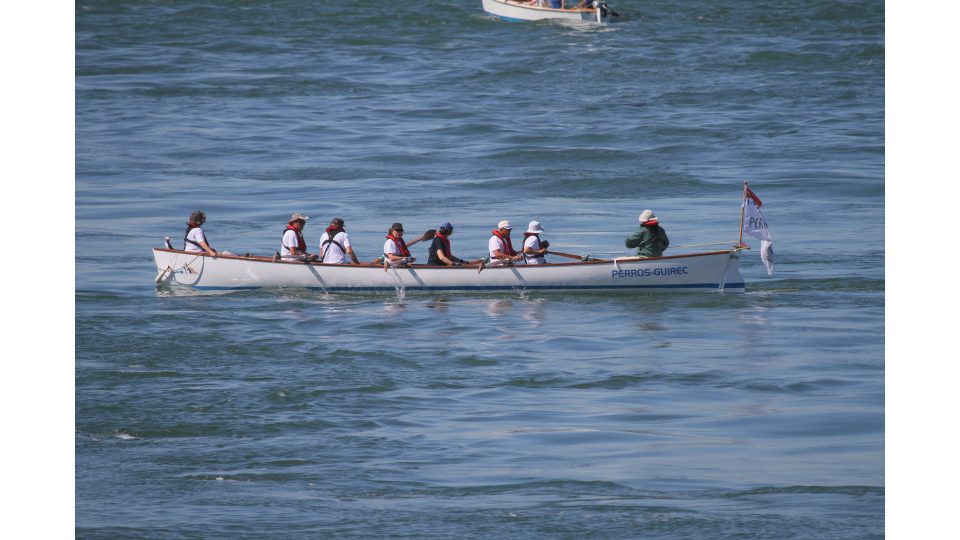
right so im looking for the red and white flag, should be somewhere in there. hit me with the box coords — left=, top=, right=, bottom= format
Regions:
left=742, top=187, right=774, bottom=275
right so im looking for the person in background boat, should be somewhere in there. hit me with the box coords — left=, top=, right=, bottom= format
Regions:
left=383, top=222, right=416, bottom=267
left=487, top=220, right=523, bottom=267
left=428, top=222, right=483, bottom=267
left=183, top=210, right=217, bottom=256
left=280, top=213, right=318, bottom=261
left=522, top=220, right=549, bottom=264
left=625, top=209, right=669, bottom=257
left=525, top=0, right=563, bottom=7
left=319, top=217, right=360, bottom=264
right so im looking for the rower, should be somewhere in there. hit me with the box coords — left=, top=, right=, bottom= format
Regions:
left=319, top=217, right=360, bottom=264
left=383, top=222, right=415, bottom=267
left=522, top=220, right=549, bottom=264
left=428, top=222, right=484, bottom=269
left=281, top=213, right=318, bottom=261
left=625, top=209, right=669, bottom=257
left=183, top=210, right=217, bottom=256
left=487, top=221, right=523, bottom=267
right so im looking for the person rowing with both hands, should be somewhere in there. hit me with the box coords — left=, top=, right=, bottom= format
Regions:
left=280, top=213, right=319, bottom=261
left=487, top=220, right=523, bottom=267
left=427, top=222, right=485, bottom=270
left=382, top=222, right=438, bottom=269
left=522, top=220, right=549, bottom=264
left=319, top=217, right=360, bottom=264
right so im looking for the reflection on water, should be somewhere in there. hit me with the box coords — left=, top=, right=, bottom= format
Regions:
left=737, top=302, right=771, bottom=328
left=487, top=299, right=513, bottom=317
left=639, top=321, right=665, bottom=332
left=522, top=299, right=546, bottom=327
left=383, top=301, right=406, bottom=316
left=154, top=286, right=233, bottom=298
left=426, top=296, right=450, bottom=313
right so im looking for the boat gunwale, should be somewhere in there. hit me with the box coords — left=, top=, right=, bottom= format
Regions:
left=152, top=247, right=741, bottom=269
left=487, top=0, right=598, bottom=14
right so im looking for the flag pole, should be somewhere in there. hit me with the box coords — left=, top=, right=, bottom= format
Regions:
left=737, top=181, right=748, bottom=247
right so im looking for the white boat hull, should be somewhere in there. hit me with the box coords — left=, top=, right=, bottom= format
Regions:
left=153, top=249, right=745, bottom=294
left=481, top=0, right=608, bottom=22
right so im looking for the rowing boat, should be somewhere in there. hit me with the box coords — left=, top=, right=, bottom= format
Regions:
left=481, top=0, right=618, bottom=23
left=153, top=248, right=745, bottom=293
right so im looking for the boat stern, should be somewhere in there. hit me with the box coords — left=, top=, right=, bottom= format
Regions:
left=718, top=250, right=745, bottom=292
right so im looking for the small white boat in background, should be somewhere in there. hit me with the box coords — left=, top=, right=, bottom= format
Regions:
left=153, top=248, right=745, bottom=294
left=481, top=0, right=619, bottom=23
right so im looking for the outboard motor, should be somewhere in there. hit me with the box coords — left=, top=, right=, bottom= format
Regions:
left=593, top=0, right=619, bottom=19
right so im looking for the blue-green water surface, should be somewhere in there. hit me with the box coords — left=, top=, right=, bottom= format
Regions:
left=76, top=1, right=884, bottom=537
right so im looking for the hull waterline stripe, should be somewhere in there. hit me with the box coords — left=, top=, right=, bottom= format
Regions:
left=190, top=282, right=746, bottom=292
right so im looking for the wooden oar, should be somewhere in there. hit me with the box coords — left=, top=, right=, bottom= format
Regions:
left=406, top=229, right=436, bottom=247
left=546, top=250, right=610, bottom=263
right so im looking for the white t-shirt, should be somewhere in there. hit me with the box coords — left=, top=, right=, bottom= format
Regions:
left=320, top=231, right=351, bottom=263
left=280, top=229, right=304, bottom=258
left=523, top=235, right=545, bottom=264
left=488, top=235, right=513, bottom=258
left=185, top=227, right=207, bottom=252
left=383, top=238, right=405, bottom=257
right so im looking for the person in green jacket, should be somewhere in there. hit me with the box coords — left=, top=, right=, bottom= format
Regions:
left=625, top=209, right=669, bottom=257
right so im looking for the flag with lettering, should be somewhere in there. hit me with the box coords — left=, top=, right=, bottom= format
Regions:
left=742, top=187, right=774, bottom=275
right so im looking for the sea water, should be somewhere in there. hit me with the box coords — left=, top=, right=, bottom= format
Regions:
left=75, top=1, right=884, bottom=537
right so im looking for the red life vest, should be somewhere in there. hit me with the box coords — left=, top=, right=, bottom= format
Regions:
left=385, top=233, right=410, bottom=256
left=492, top=229, right=517, bottom=256
left=435, top=231, right=453, bottom=260
left=284, top=224, right=306, bottom=252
